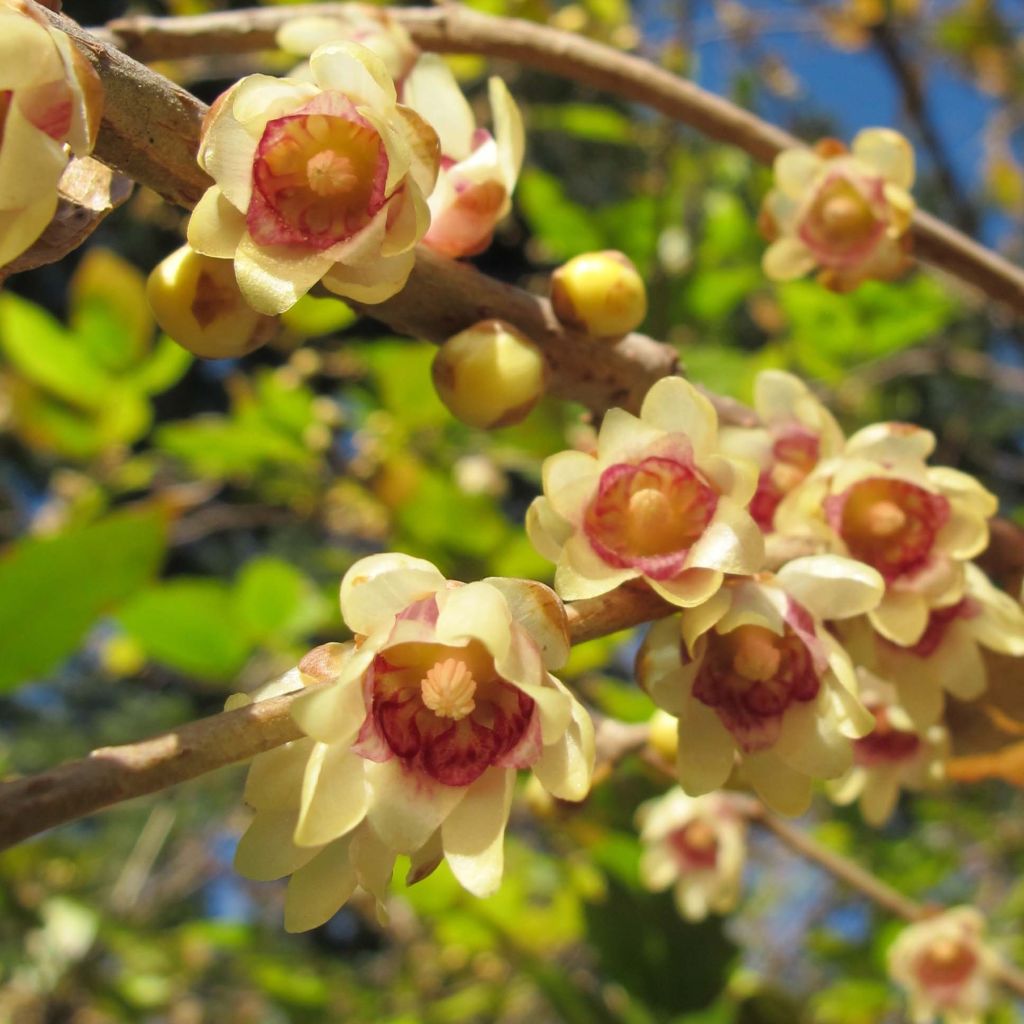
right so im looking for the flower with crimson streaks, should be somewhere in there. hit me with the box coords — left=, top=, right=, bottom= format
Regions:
left=828, top=668, right=948, bottom=825
left=776, top=422, right=997, bottom=648
left=760, top=129, right=915, bottom=291
left=0, top=0, right=102, bottom=267
left=719, top=369, right=845, bottom=531
left=402, top=55, right=524, bottom=259
left=837, top=561, right=1024, bottom=728
left=637, top=556, right=881, bottom=815
left=888, top=908, right=997, bottom=1024
left=636, top=789, right=747, bottom=921
left=527, top=376, right=764, bottom=607
left=276, top=6, right=420, bottom=86
left=233, top=554, right=594, bottom=931
left=186, top=42, right=439, bottom=314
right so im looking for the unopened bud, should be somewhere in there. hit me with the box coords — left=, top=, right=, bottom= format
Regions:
left=647, top=710, right=679, bottom=761
left=146, top=246, right=277, bottom=358
left=550, top=250, right=647, bottom=338
left=432, top=319, right=548, bottom=429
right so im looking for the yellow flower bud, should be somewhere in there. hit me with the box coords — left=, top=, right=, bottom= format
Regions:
left=550, top=250, right=647, bottom=338
left=146, top=245, right=277, bottom=359
left=432, top=319, right=548, bottom=429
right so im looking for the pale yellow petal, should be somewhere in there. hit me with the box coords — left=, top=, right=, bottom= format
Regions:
left=852, top=127, right=915, bottom=189
left=482, top=577, right=570, bottom=670
left=340, top=552, right=446, bottom=637
left=542, top=448, right=601, bottom=525
left=290, top=670, right=371, bottom=745
left=489, top=76, right=525, bottom=193
left=186, top=187, right=246, bottom=259
left=555, top=533, right=639, bottom=600
left=234, top=809, right=319, bottom=881
left=525, top=495, right=572, bottom=563
left=403, top=53, right=475, bottom=160
left=310, top=41, right=397, bottom=112
left=0, top=191, right=57, bottom=266
left=294, top=742, right=368, bottom=847
left=676, top=699, right=736, bottom=795
left=773, top=699, right=853, bottom=779
left=745, top=752, right=812, bottom=816
left=531, top=681, right=595, bottom=800
left=234, top=233, right=336, bottom=314
left=773, top=147, right=824, bottom=197
left=648, top=568, right=724, bottom=610
left=284, top=835, right=357, bottom=932
left=321, top=249, right=414, bottom=304
left=0, top=101, right=66, bottom=208
left=441, top=767, right=515, bottom=897
left=870, top=589, right=929, bottom=646
left=639, top=376, right=719, bottom=460
left=776, top=554, right=884, bottom=620
left=685, top=497, right=764, bottom=574
left=762, top=236, right=817, bottom=281
left=244, top=737, right=316, bottom=811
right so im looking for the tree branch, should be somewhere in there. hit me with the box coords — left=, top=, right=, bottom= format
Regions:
left=95, top=3, right=1024, bottom=316
left=0, top=584, right=675, bottom=852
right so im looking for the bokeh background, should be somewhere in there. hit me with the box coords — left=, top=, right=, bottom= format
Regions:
left=2, top=0, right=1024, bottom=1021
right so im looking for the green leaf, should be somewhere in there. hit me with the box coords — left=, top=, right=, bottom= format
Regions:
left=517, top=168, right=605, bottom=261
left=281, top=293, right=356, bottom=337
left=232, top=556, right=318, bottom=643
left=0, top=508, right=167, bottom=690
left=0, top=293, right=113, bottom=409
left=125, top=336, right=193, bottom=396
left=117, top=579, right=251, bottom=680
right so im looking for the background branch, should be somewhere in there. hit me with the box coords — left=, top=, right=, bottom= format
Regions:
left=95, top=3, right=1024, bottom=316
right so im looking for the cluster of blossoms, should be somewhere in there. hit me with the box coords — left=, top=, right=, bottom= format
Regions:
left=0, top=0, right=102, bottom=267
left=233, top=553, right=593, bottom=931
left=146, top=8, right=525, bottom=357
left=759, top=128, right=916, bottom=291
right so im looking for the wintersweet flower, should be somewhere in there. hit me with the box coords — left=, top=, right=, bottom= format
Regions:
left=636, top=789, right=747, bottom=921
left=888, top=907, right=997, bottom=1024
left=719, top=369, right=845, bottom=531
left=0, top=0, right=102, bottom=266
left=526, top=376, right=765, bottom=607
left=234, top=554, right=594, bottom=931
left=759, top=129, right=915, bottom=291
left=837, top=562, right=1024, bottom=728
left=828, top=668, right=948, bottom=826
left=776, top=422, right=998, bottom=648
left=276, top=6, right=420, bottom=85
left=402, top=55, right=524, bottom=259
left=637, top=556, right=881, bottom=815
left=186, top=42, right=439, bottom=314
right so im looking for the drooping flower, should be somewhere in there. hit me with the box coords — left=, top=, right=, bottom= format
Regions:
left=402, top=55, right=524, bottom=259
left=759, top=129, right=915, bottom=291
left=888, top=907, right=997, bottom=1024
left=527, top=376, right=765, bottom=607
left=636, top=788, right=748, bottom=921
left=828, top=668, right=948, bottom=825
left=719, top=369, right=845, bottom=530
left=0, top=0, right=102, bottom=267
left=637, top=556, right=881, bottom=815
left=837, top=562, right=1024, bottom=727
left=276, top=6, right=420, bottom=85
left=776, top=422, right=997, bottom=648
left=234, top=554, right=594, bottom=931
left=186, top=42, right=439, bottom=314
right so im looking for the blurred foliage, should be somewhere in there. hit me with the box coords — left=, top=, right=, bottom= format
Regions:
left=3, top=0, right=1024, bottom=1021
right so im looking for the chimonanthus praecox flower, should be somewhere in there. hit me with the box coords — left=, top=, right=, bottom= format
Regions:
left=527, top=376, right=764, bottom=607
left=828, top=668, right=948, bottom=826
left=276, top=6, right=420, bottom=86
left=776, top=422, right=997, bottom=648
left=838, top=561, right=1024, bottom=727
left=636, top=788, right=747, bottom=921
left=233, top=553, right=594, bottom=931
left=888, top=907, right=997, bottom=1024
left=0, top=0, right=102, bottom=266
left=402, top=55, right=524, bottom=259
left=637, top=556, right=881, bottom=815
left=187, top=42, right=439, bottom=314
left=719, top=369, right=845, bottom=531
left=759, top=129, right=915, bottom=291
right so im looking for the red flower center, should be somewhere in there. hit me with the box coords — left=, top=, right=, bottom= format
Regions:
left=826, top=477, right=950, bottom=582
left=360, top=636, right=537, bottom=788
left=693, top=621, right=820, bottom=752
left=583, top=456, right=718, bottom=580
left=248, top=93, right=389, bottom=251
left=915, top=937, right=979, bottom=992
left=799, top=170, right=886, bottom=265
left=668, top=819, right=719, bottom=871
left=854, top=706, right=920, bottom=766
left=750, top=425, right=821, bottom=530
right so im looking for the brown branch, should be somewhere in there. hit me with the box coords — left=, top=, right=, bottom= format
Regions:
left=36, top=2, right=680, bottom=414
left=0, top=583, right=675, bottom=852
left=96, top=3, right=1024, bottom=317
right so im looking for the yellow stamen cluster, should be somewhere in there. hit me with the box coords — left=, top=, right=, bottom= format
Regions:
left=421, top=658, right=478, bottom=720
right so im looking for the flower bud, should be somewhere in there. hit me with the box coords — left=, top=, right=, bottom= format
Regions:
left=550, top=250, right=647, bottom=338
left=432, top=319, right=548, bottom=429
left=146, top=245, right=277, bottom=358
